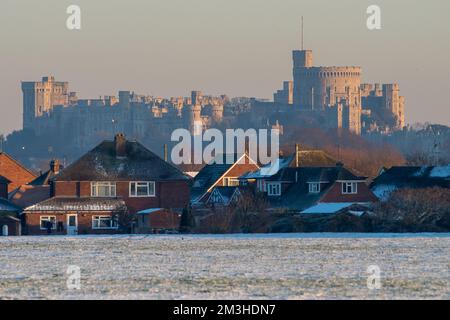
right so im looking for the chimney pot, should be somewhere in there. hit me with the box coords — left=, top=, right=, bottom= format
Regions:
left=50, top=159, right=60, bottom=174
left=114, top=133, right=127, bottom=158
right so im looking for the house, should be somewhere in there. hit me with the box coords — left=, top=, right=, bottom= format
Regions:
left=9, top=159, right=61, bottom=209
left=0, top=175, right=22, bottom=236
left=240, top=145, right=337, bottom=193
left=136, top=208, right=181, bottom=234
left=22, top=133, right=191, bottom=235
left=191, top=153, right=259, bottom=204
left=0, top=152, right=37, bottom=192
left=370, top=165, right=450, bottom=200
left=261, top=163, right=378, bottom=213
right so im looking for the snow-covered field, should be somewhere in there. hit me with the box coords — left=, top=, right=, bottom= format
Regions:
left=0, top=234, right=449, bottom=300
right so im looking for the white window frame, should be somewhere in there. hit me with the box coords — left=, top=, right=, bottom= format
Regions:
left=342, top=182, right=358, bottom=194
left=91, top=182, right=116, bottom=197
left=40, top=216, right=57, bottom=230
left=129, top=181, right=156, bottom=197
left=92, top=215, right=119, bottom=230
left=267, top=183, right=281, bottom=196
left=308, top=182, right=321, bottom=193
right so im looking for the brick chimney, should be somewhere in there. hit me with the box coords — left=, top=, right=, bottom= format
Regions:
left=114, top=133, right=127, bottom=158
left=50, top=159, right=60, bottom=174
left=0, top=176, right=10, bottom=199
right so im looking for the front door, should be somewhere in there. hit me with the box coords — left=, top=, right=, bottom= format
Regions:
left=67, top=215, right=78, bottom=235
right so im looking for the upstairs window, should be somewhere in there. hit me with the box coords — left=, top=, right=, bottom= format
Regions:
left=267, top=183, right=281, bottom=196
left=223, top=177, right=240, bottom=187
left=342, top=182, right=358, bottom=194
left=130, top=182, right=155, bottom=197
left=308, top=183, right=321, bottom=194
left=91, top=182, right=116, bottom=197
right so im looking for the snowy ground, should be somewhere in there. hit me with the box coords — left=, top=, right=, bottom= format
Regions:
left=0, top=234, right=449, bottom=300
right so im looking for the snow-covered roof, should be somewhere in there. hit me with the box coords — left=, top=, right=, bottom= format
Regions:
left=137, top=208, right=164, bottom=215
left=301, top=202, right=364, bottom=214
left=25, top=197, right=127, bottom=212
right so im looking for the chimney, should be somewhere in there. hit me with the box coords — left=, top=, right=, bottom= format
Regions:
left=114, top=133, right=127, bottom=158
left=295, top=144, right=300, bottom=167
left=164, top=144, right=168, bottom=162
left=50, top=159, right=60, bottom=174
left=0, top=176, right=10, bottom=199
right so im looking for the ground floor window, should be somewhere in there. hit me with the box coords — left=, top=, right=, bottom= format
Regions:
left=40, top=216, right=57, bottom=230
left=92, top=216, right=118, bottom=229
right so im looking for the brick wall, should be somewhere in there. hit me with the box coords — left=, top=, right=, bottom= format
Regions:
left=320, top=182, right=378, bottom=203
left=24, top=211, right=122, bottom=235
left=0, top=153, right=36, bottom=192
left=54, top=180, right=191, bottom=214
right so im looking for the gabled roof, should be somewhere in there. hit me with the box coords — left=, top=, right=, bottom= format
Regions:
left=9, top=185, right=51, bottom=209
left=239, top=150, right=338, bottom=180
left=267, top=166, right=365, bottom=183
left=24, top=197, right=127, bottom=212
left=0, top=152, right=37, bottom=177
left=191, top=153, right=258, bottom=202
left=29, top=168, right=62, bottom=186
left=55, top=139, right=190, bottom=182
left=206, top=186, right=242, bottom=205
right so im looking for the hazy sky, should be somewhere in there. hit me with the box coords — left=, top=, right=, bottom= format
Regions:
left=1, top=0, right=449, bottom=135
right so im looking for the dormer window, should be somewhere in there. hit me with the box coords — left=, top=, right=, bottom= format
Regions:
left=308, top=182, right=321, bottom=193
left=342, top=182, right=358, bottom=194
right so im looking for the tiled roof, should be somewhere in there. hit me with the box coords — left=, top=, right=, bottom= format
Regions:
left=9, top=185, right=51, bottom=209
left=25, top=197, right=127, bottom=212
left=370, top=165, right=450, bottom=200
left=0, top=198, right=21, bottom=213
left=0, top=175, right=11, bottom=184
left=55, top=140, right=190, bottom=182
left=191, top=153, right=251, bottom=202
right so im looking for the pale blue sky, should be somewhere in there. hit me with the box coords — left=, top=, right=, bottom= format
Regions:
left=1, top=0, right=449, bottom=134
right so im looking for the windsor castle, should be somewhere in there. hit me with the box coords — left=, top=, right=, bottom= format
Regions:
left=21, top=46, right=405, bottom=157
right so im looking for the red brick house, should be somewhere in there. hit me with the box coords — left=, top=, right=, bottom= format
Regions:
left=262, top=163, right=378, bottom=213
left=0, top=152, right=37, bottom=192
left=0, top=175, right=22, bottom=236
left=23, top=134, right=191, bottom=235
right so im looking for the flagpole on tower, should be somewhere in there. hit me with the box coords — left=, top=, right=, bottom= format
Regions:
left=301, top=16, right=304, bottom=50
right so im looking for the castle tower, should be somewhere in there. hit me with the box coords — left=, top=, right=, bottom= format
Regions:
left=21, top=76, right=69, bottom=130
left=211, top=103, right=224, bottom=123
left=382, top=84, right=405, bottom=129
left=189, top=104, right=202, bottom=136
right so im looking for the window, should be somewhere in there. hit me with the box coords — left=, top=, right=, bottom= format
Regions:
left=92, top=216, right=118, bottom=229
left=342, top=182, right=358, bottom=194
left=223, top=177, right=240, bottom=187
left=91, top=182, right=116, bottom=197
left=129, top=182, right=155, bottom=197
left=308, top=183, right=321, bottom=193
left=40, top=216, right=56, bottom=230
left=267, top=183, right=281, bottom=196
